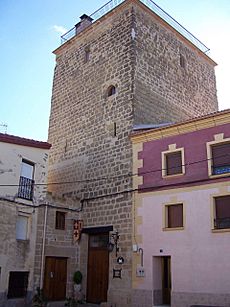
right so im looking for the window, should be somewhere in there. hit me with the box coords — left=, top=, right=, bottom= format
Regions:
left=214, top=195, right=230, bottom=230
left=165, top=151, right=182, bottom=175
left=211, top=143, right=230, bottom=175
left=180, top=54, right=186, bottom=68
left=107, top=85, right=116, bottom=97
left=16, top=214, right=29, bottom=240
left=108, top=122, right=117, bottom=137
left=165, top=204, right=183, bottom=229
left=162, top=147, right=185, bottom=178
left=55, top=211, right=66, bottom=230
left=85, top=47, right=90, bottom=62
left=7, top=271, right=29, bottom=298
left=18, top=159, right=34, bottom=200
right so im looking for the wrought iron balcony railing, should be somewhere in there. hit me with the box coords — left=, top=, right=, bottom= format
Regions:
left=214, top=217, right=230, bottom=230
left=60, top=0, right=209, bottom=54
left=18, top=176, right=34, bottom=201
left=212, top=165, right=230, bottom=175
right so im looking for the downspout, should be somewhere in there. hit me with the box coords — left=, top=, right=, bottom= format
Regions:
left=40, top=204, right=48, bottom=289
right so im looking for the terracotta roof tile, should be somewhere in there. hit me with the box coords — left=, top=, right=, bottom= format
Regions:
left=0, top=133, right=51, bottom=149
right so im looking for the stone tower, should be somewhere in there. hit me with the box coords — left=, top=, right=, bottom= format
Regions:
left=43, top=0, right=218, bottom=306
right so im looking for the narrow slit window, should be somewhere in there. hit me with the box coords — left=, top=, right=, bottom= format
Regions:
left=180, top=54, right=186, bottom=68
left=114, top=122, right=117, bottom=137
left=108, top=122, right=117, bottom=137
left=85, top=47, right=90, bottom=63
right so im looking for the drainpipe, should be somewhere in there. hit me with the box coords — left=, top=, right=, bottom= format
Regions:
left=40, top=204, right=48, bottom=289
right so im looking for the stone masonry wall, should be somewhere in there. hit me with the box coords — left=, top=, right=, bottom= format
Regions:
left=46, top=0, right=218, bottom=306
left=0, top=200, right=36, bottom=307
left=33, top=201, right=81, bottom=299
left=47, top=3, right=135, bottom=306
left=133, top=2, right=218, bottom=125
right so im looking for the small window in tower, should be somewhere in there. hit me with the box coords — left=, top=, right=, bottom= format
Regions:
left=108, top=122, right=117, bottom=137
left=55, top=211, right=66, bottom=230
left=107, top=85, right=116, bottom=97
left=180, top=54, right=186, bottom=68
left=85, top=47, right=90, bottom=63
left=113, top=122, right=117, bottom=137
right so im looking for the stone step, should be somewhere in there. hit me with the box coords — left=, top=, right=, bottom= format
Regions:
left=47, top=302, right=65, bottom=307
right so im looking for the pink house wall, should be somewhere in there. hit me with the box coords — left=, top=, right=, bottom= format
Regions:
left=134, top=121, right=230, bottom=306
left=138, top=123, right=230, bottom=190
left=138, top=186, right=230, bottom=295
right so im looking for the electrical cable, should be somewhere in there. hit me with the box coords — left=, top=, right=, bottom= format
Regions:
left=80, top=173, right=230, bottom=203
left=0, top=153, right=229, bottom=187
left=0, top=196, right=83, bottom=212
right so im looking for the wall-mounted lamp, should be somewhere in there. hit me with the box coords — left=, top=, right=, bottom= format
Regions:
left=107, top=231, right=120, bottom=256
left=117, top=256, right=124, bottom=265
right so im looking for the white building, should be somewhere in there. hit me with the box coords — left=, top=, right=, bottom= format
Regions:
left=0, top=133, right=51, bottom=307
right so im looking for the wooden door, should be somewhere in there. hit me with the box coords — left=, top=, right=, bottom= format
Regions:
left=87, top=233, right=109, bottom=304
left=162, top=256, right=171, bottom=305
left=43, top=257, right=67, bottom=301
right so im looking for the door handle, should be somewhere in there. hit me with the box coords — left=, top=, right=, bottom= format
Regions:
left=50, top=272, right=54, bottom=278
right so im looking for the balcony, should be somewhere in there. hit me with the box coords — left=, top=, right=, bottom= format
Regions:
left=18, top=176, right=34, bottom=201
left=60, top=0, right=209, bottom=54
left=214, top=217, right=230, bottom=230
left=212, top=165, right=230, bottom=176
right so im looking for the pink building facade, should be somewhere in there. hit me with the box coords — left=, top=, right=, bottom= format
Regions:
left=131, top=110, right=230, bottom=307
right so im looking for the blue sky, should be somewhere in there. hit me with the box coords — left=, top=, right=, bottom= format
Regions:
left=0, top=0, right=229, bottom=141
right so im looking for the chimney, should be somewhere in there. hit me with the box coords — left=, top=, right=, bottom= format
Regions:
left=75, top=14, right=93, bottom=35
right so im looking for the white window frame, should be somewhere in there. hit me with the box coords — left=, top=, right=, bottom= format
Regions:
left=206, top=136, right=230, bottom=178
left=161, top=145, right=185, bottom=178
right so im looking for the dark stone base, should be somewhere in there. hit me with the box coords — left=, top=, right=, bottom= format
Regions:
left=0, top=291, right=32, bottom=307
left=172, top=292, right=230, bottom=307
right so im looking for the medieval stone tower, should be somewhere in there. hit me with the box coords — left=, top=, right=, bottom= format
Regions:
left=38, top=0, right=218, bottom=306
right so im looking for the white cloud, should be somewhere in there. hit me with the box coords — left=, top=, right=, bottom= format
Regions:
left=52, top=25, right=67, bottom=35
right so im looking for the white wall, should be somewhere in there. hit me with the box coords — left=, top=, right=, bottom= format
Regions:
left=0, top=141, right=49, bottom=303
left=136, top=182, right=230, bottom=294
left=0, top=141, right=49, bottom=202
